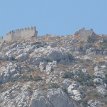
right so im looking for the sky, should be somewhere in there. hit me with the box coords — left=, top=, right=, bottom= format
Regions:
left=0, top=0, right=107, bottom=36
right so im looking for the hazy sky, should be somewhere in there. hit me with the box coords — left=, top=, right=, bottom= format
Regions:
left=0, top=0, right=107, bottom=36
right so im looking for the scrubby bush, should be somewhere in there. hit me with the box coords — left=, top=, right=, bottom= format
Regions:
left=87, top=36, right=96, bottom=43
left=100, top=42, right=107, bottom=49
left=32, top=76, right=43, bottom=81
left=73, top=70, right=94, bottom=86
left=62, top=71, right=74, bottom=78
left=20, top=75, right=43, bottom=82
left=48, top=83, right=60, bottom=89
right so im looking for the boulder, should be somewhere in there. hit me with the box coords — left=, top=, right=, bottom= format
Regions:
left=67, top=82, right=82, bottom=101
left=93, top=78, right=103, bottom=85
left=62, top=79, right=72, bottom=89
left=68, top=81, right=79, bottom=90
left=87, top=100, right=103, bottom=107
left=16, top=53, right=29, bottom=61
left=96, top=85, right=107, bottom=96
left=30, top=88, right=79, bottom=107
left=39, top=62, right=46, bottom=72
left=45, top=61, right=57, bottom=74
left=46, top=51, right=74, bottom=64
left=94, top=71, right=105, bottom=78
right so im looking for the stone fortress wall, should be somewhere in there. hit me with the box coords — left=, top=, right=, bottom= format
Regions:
left=74, top=28, right=97, bottom=42
left=3, top=26, right=38, bottom=42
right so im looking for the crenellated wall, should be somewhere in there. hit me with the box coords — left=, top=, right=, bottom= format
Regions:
left=3, top=26, right=38, bottom=42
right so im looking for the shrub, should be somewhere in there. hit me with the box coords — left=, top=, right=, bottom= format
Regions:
left=87, top=36, right=96, bottom=43
left=100, top=42, right=107, bottom=49
left=48, top=83, right=60, bottom=89
left=33, top=76, right=43, bottom=81
left=73, top=70, right=94, bottom=86
left=62, top=71, right=74, bottom=78
left=20, top=75, right=43, bottom=82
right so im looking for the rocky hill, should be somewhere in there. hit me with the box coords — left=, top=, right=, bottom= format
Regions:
left=0, top=28, right=107, bottom=107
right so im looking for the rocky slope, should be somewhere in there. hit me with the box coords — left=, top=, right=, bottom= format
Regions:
left=0, top=28, right=107, bottom=107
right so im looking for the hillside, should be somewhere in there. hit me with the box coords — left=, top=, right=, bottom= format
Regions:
left=0, top=28, right=107, bottom=107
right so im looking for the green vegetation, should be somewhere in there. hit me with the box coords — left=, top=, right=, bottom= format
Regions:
left=48, top=83, right=60, bottom=89
left=62, top=71, right=74, bottom=79
left=100, top=42, right=107, bottom=49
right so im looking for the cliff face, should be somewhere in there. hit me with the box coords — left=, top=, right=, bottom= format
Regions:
left=0, top=28, right=107, bottom=107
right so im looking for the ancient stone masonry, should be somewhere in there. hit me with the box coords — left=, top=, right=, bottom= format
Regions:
left=3, top=26, right=38, bottom=42
left=74, top=28, right=97, bottom=42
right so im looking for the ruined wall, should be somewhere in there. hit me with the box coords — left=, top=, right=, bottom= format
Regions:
left=74, top=28, right=97, bottom=42
left=3, top=26, right=38, bottom=42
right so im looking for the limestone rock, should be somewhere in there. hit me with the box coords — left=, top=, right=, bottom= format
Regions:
left=0, top=62, right=20, bottom=83
left=16, top=53, right=29, bottom=61
left=96, top=85, right=107, bottom=96
left=68, top=82, right=82, bottom=101
left=30, top=88, right=79, bottom=107
left=87, top=100, right=103, bottom=107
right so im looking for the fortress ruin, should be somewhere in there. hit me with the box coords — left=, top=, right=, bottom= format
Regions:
left=3, top=26, right=38, bottom=42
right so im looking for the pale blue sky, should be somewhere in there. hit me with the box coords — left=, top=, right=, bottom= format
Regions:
left=0, top=0, right=107, bottom=36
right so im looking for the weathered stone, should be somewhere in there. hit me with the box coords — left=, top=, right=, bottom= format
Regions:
left=16, top=53, right=29, bottom=61
left=30, top=88, right=78, bottom=107
left=94, top=71, right=105, bottom=78
left=93, top=78, right=103, bottom=85
left=96, top=85, right=107, bottom=96
left=68, top=82, right=82, bottom=101
left=3, top=27, right=38, bottom=42
left=87, top=100, right=103, bottom=107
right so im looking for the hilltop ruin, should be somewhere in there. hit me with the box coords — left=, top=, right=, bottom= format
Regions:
left=3, top=26, right=38, bottom=42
